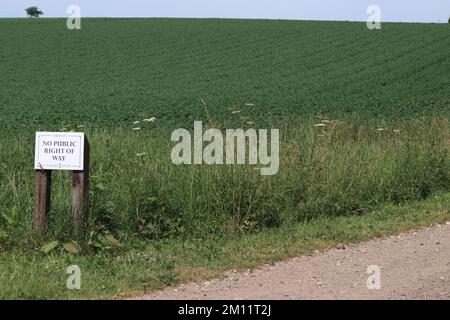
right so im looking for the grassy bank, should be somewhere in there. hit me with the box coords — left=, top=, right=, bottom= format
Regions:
left=1, top=116, right=449, bottom=298
left=1, top=117, right=450, bottom=247
left=1, top=192, right=449, bottom=299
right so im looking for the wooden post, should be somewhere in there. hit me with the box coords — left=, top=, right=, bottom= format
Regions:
left=71, top=137, right=90, bottom=237
left=33, top=170, right=52, bottom=237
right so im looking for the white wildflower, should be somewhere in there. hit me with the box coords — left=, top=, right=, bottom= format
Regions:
left=132, top=127, right=141, bottom=131
left=314, top=123, right=326, bottom=127
left=143, top=117, right=156, bottom=123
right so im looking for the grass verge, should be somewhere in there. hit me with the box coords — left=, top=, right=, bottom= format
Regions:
left=0, top=192, right=449, bottom=299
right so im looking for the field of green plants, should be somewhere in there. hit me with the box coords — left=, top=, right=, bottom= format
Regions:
left=0, top=19, right=449, bottom=299
left=0, top=18, right=449, bottom=132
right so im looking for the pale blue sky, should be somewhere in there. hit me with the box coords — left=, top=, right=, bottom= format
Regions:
left=1, top=0, right=450, bottom=23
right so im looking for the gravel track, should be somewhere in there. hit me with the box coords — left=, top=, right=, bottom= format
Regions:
left=133, top=222, right=450, bottom=300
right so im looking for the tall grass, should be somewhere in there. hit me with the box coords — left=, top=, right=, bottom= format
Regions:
left=0, top=117, right=449, bottom=248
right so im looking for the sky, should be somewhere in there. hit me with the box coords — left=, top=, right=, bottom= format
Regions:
left=1, top=0, right=450, bottom=23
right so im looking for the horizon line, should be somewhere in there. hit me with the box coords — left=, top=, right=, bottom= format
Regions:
left=0, top=16, right=446, bottom=24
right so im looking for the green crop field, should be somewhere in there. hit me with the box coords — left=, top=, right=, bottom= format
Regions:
left=0, top=18, right=449, bottom=132
left=0, top=18, right=450, bottom=299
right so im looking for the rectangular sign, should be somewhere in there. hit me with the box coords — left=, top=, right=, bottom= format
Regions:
left=34, top=132, right=84, bottom=171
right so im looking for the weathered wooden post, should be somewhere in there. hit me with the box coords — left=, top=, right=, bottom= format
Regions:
left=34, top=132, right=89, bottom=238
left=33, top=170, right=52, bottom=237
left=72, top=137, right=90, bottom=237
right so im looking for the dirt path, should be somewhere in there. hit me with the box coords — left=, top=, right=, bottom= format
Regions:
left=133, top=222, right=450, bottom=300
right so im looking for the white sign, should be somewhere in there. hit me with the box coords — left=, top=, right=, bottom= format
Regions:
left=34, top=132, right=84, bottom=170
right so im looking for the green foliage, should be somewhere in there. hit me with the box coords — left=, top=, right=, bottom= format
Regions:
left=62, top=241, right=82, bottom=254
left=40, top=241, right=59, bottom=254
left=1, top=118, right=449, bottom=247
left=0, top=19, right=449, bottom=133
left=87, top=225, right=123, bottom=253
left=25, top=7, right=43, bottom=18
left=39, top=240, right=83, bottom=254
left=2, top=192, right=450, bottom=299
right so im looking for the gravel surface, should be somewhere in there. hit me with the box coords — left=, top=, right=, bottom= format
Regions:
left=132, top=222, right=450, bottom=300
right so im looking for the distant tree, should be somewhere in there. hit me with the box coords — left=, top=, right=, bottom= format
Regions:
left=25, top=6, right=43, bottom=18
left=448, top=17, right=450, bottom=24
